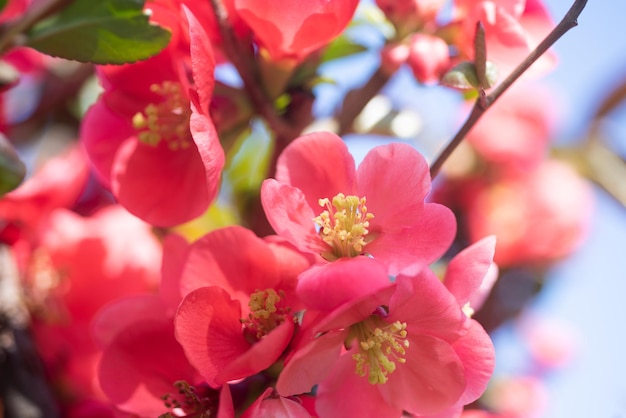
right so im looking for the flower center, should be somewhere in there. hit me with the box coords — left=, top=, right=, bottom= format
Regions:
left=242, top=288, right=290, bottom=342
left=132, top=81, right=192, bottom=151
left=347, top=317, right=409, bottom=385
left=313, top=193, right=374, bottom=261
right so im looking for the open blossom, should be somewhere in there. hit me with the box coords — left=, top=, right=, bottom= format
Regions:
left=261, top=132, right=456, bottom=276
left=277, top=264, right=495, bottom=418
left=173, top=226, right=312, bottom=386
left=81, top=5, right=224, bottom=227
left=233, top=0, right=359, bottom=61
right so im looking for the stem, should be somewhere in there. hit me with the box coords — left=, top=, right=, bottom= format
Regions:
left=0, top=0, right=74, bottom=55
left=337, top=67, right=391, bottom=136
left=208, top=0, right=297, bottom=144
left=429, top=0, right=588, bottom=178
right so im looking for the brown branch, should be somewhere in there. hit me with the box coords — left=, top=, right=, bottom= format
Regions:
left=429, top=0, right=589, bottom=178
left=0, top=0, right=75, bottom=55
left=208, top=0, right=298, bottom=145
left=337, top=67, right=392, bottom=136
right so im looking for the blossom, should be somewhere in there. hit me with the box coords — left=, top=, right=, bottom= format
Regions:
left=80, top=5, right=224, bottom=227
left=464, top=160, right=593, bottom=267
left=173, top=226, right=312, bottom=386
left=452, top=0, right=556, bottom=79
left=94, top=295, right=234, bottom=417
left=27, top=205, right=161, bottom=408
left=466, top=83, right=557, bottom=172
left=277, top=266, right=495, bottom=417
left=233, top=0, right=359, bottom=61
left=261, top=132, right=456, bottom=276
left=407, top=34, right=451, bottom=85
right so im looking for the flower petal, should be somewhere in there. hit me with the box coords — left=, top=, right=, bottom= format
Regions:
left=379, top=334, right=465, bottom=415
left=297, top=257, right=392, bottom=312
left=357, top=143, right=430, bottom=232
left=316, top=350, right=402, bottom=418
left=366, top=203, right=456, bottom=276
left=175, top=286, right=249, bottom=386
left=444, top=236, right=496, bottom=306
left=261, top=179, right=324, bottom=254
left=112, top=137, right=211, bottom=227
left=275, top=132, right=356, bottom=211
left=178, top=226, right=279, bottom=305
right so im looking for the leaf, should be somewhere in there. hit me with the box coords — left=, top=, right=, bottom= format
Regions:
left=0, top=135, right=26, bottom=196
left=473, top=21, right=488, bottom=89
left=0, top=0, right=8, bottom=15
left=25, top=0, right=171, bottom=64
left=441, top=61, right=498, bottom=91
left=321, top=35, right=367, bottom=62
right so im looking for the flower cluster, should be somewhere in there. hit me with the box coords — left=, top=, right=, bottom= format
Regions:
left=0, top=0, right=595, bottom=417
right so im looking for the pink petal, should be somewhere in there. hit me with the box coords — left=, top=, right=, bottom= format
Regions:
left=276, top=330, right=345, bottom=396
left=216, top=319, right=295, bottom=384
left=91, top=294, right=165, bottom=349
left=444, top=236, right=496, bottom=306
left=366, top=203, right=457, bottom=276
left=98, top=317, right=201, bottom=416
left=160, top=232, right=191, bottom=311
left=389, top=270, right=466, bottom=343
left=297, top=257, right=392, bottom=312
left=185, top=6, right=215, bottom=112
left=174, top=286, right=250, bottom=386
left=275, top=132, right=356, bottom=211
left=451, top=320, right=495, bottom=405
left=112, top=137, right=211, bottom=227
left=316, top=350, right=402, bottom=418
left=379, top=334, right=465, bottom=415
left=178, top=226, right=280, bottom=304
left=357, top=143, right=430, bottom=232
left=261, top=179, right=324, bottom=254
left=80, top=99, right=132, bottom=188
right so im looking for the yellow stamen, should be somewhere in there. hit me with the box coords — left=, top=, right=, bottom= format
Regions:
left=132, top=81, right=191, bottom=151
left=348, top=318, right=409, bottom=385
left=313, top=193, right=374, bottom=261
left=242, top=289, right=290, bottom=340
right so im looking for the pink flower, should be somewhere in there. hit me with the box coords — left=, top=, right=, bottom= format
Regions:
left=94, top=295, right=234, bottom=417
left=233, top=0, right=359, bottom=60
left=261, top=132, right=456, bottom=276
left=173, top=226, right=312, bottom=386
left=466, top=83, right=557, bottom=172
left=407, top=34, right=451, bottom=85
left=277, top=267, right=495, bottom=417
left=465, top=160, right=593, bottom=267
left=452, top=0, right=556, bottom=79
left=81, top=6, right=224, bottom=227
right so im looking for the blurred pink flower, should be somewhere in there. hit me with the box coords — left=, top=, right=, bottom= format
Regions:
left=465, top=160, right=593, bottom=267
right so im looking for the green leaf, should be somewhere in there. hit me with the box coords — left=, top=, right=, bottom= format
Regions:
left=0, top=135, right=26, bottom=196
left=0, top=0, right=8, bottom=15
left=322, top=35, right=367, bottom=62
left=441, top=61, right=498, bottom=91
left=26, top=0, right=171, bottom=64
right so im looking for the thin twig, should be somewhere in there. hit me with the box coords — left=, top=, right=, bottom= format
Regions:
left=208, top=0, right=296, bottom=143
left=337, top=67, right=391, bottom=135
left=0, top=0, right=74, bottom=55
left=429, top=0, right=588, bottom=178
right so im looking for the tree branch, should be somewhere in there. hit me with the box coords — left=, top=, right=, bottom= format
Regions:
left=429, top=0, right=589, bottom=178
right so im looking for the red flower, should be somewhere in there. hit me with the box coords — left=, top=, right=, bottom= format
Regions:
left=233, top=0, right=359, bottom=60
left=261, top=132, right=456, bottom=276
left=276, top=267, right=495, bottom=417
left=173, top=226, right=312, bottom=386
left=80, top=6, right=224, bottom=227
